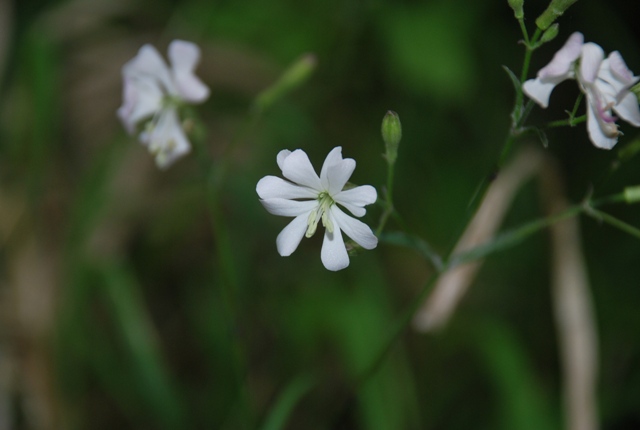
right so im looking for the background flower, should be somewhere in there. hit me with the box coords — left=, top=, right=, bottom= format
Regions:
left=117, top=40, right=210, bottom=168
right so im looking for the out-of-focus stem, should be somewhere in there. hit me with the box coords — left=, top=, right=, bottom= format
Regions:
left=413, top=146, right=545, bottom=332
left=541, top=158, right=599, bottom=430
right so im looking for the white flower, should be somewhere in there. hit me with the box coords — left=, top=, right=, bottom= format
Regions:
left=523, top=32, right=640, bottom=149
left=257, top=147, right=378, bottom=271
left=117, top=40, right=210, bottom=168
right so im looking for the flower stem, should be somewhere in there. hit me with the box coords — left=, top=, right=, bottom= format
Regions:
left=583, top=206, right=640, bottom=239
left=191, top=136, right=254, bottom=429
left=376, top=160, right=396, bottom=236
left=545, top=114, right=587, bottom=129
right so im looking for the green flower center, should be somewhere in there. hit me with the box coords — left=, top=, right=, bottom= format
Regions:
left=306, top=191, right=335, bottom=238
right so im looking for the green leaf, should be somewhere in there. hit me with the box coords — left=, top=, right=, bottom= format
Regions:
left=261, top=375, right=315, bottom=430
left=502, top=65, right=522, bottom=94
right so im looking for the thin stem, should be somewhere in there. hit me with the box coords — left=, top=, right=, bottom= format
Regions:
left=191, top=135, right=254, bottom=429
left=583, top=206, right=640, bottom=240
left=376, top=161, right=396, bottom=236
left=355, top=273, right=439, bottom=385
left=513, top=28, right=542, bottom=123
left=546, top=115, right=587, bottom=129
left=518, top=18, right=530, bottom=47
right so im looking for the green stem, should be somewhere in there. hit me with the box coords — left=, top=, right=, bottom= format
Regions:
left=376, top=161, right=396, bottom=236
left=518, top=18, right=530, bottom=47
left=545, top=114, right=587, bottom=129
left=513, top=28, right=542, bottom=123
left=355, top=273, right=438, bottom=385
left=583, top=206, right=640, bottom=239
left=191, top=137, right=254, bottom=429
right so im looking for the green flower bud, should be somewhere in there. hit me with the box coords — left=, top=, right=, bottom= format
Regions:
left=535, top=0, right=578, bottom=30
left=508, top=0, right=524, bottom=19
left=540, top=23, right=559, bottom=44
left=624, top=186, right=640, bottom=204
left=381, top=111, right=402, bottom=164
left=254, top=53, right=317, bottom=113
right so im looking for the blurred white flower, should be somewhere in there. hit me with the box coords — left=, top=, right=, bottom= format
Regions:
left=523, top=32, right=640, bottom=149
left=117, top=40, right=210, bottom=168
left=257, top=147, right=378, bottom=271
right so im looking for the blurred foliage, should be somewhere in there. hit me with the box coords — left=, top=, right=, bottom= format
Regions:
left=2, top=0, right=640, bottom=429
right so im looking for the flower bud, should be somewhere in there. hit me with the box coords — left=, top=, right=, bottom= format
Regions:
left=624, top=186, right=640, bottom=204
left=381, top=111, right=402, bottom=164
left=540, top=23, right=559, bottom=44
left=508, top=0, right=524, bottom=19
left=254, top=53, right=317, bottom=113
left=535, top=0, right=578, bottom=30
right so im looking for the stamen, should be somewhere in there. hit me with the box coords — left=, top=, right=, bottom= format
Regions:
left=305, top=192, right=335, bottom=237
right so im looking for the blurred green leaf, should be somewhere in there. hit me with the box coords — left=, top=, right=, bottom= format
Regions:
left=474, top=320, right=559, bottom=430
left=99, top=262, right=187, bottom=429
left=260, top=374, right=315, bottom=430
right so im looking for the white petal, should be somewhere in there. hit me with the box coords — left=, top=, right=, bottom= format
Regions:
left=324, top=158, right=355, bottom=196
left=277, top=149, right=292, bottom=171
left=260, top=198, right=318, bottom=217
left=140, top=107, right=191, bottom=168
left=580, top=43, right=605, bottom=84
left=276, top=213, right=309, bottom=256
left=331, top=206, right=378, bottom=250
left=168, top=40, right=210, bottom=103
left=585, top=92, right=617, bottom=149
left=334, top=185, right=377, bottom=217
left=257, top=176, right=318, bottom=200
left=613, top=92, right=640, bottom=127
left=608, top=51, right=636, bottom=84
left=523, top=77, right=566, bottom=108
left=320, top=146, right=343, bottom=188
left=117, top=75, right=163, bottom=132
left=124, top=44, right=175, bottom=94
left=321, top=215, right=349, bottom=271
left=281, top=149, right=322, bottom=190
left=537, top=32, right=584, bottom=79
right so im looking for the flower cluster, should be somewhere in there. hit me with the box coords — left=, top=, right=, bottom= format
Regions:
left=256, top=147, right=378, bottom=271
left=523, top=32, right=640, bottom=149
left=118, top=40, right=210, bottom=168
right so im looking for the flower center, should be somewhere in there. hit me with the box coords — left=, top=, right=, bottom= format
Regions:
left=305, top=192, right=335, bottom=238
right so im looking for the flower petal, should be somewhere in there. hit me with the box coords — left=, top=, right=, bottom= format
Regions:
left=168, top=40, right=210, bottom=103
left=613, top=92, right=640, bottom=127
left=523, top=76, right=567, bottom=108
left=334, top=185, right=377, bottom=217
left=276, top=214, right=309, bottom=256
left=260, top=198, right=318, bottom=217
left=140, top=107, right=191, bottom=168
left=331, top=206, right=378, bottom=250
left=320, top=146, right=343, bottom=188
left=124, top=44, right=175, bottom=94
left=257, top=176, right=318, bottom=200
left=277, top=149, right=292, bottom=171
left=538, top=32, right=583, bottom=79
left=608, top=51, right=636, bottom=84
left=580, top=43, right=605, bottom=84
left=281, top=149, right=322, bottom=191
left=321, top=215, right=349, bottom=271
left=324, top=158, right=356, bottom=196
left=585, top=90, right=618, bottom=149
left=117, top=77, right=162, bottom=133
